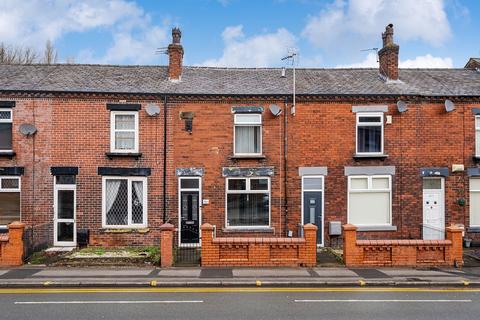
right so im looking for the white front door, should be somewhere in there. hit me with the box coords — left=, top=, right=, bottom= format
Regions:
left=54, top=179, right=76, bottom=246
left=422, top=177, right=445, bottom=240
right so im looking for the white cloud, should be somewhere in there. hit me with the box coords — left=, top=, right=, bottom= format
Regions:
left=302, top=0, right=451, bottom=49
left=336, top=52, right=453, bottom=68
left=0, top=0, right=168, bottom=64
left=201, top=25, right=296, bottom=67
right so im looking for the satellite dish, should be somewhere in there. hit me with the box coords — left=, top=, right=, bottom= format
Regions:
left=269, top=104, right=282, bottom=116
left=145, top=103, right=160, bottom=116
left=396, top=100, right=408, bottom=113
left=19, top=123, right=37, bottom=136
left=445, top=99, right=455, bottom=112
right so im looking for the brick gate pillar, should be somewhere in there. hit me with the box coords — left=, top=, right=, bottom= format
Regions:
left=159, top=223, right=175, bottom=268
left=446, top=225, right=463, bottom=267
left=1, top=221, right=26, bottom=266
left=303, top=223, right=318, bottom=267
left=342, top=224, right=358, bottom=267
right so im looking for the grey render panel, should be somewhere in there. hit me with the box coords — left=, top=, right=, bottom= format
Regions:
left=298, top=167, right=328, bottom=176
left=176, top=167, right=205, bottom=176
left=467, top=168, right=480, bottom=176
left=356, top=225, right=398, bottom=232
left=420, top=167, right=449, bottom=177
left=352, top=105, right=389, bottom=113
left=231, top=106, right=264, bottom=113
left=472, top=107, right=480, bottom=115
left=344, top=166, right=396, bottom=176
left=222, top=167, right=274, bottom=177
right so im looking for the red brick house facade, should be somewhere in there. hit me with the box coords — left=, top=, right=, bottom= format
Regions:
left=0, top=25, right=479, bottom=253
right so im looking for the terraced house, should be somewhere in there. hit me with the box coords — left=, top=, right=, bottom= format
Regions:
left=0, top=25, right=479, bottom=256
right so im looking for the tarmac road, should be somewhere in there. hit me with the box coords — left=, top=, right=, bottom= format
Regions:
left=0, top=287, right=479, bottom=320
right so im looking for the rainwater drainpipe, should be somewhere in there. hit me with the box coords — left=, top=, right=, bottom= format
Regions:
left=283, top=97, right=289, bottom=236
left=162, top=95, right=168, bottom=223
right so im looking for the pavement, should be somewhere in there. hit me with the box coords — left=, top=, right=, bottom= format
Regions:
left=1, top=265, right=480, bottom=288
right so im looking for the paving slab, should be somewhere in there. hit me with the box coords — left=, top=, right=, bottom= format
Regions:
left=0, top=270, right=10, bottom=276
left=233, top=268, right=311, bottom=277
left=32, top=268, right=154, bottom=277
left=313, top=268, right=358, bottom=277
left=158, top=269, right=201, bottom=277
left=380, top=269, right=455, bottom=277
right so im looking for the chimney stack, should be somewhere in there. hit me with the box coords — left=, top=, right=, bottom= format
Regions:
left=168, top=27, right=184, bottom=81
left=378, top=24, right=399, bottom=81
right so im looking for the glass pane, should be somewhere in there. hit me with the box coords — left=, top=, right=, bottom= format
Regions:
left=303, top=177, right=323, bottom=190
left=0, top=193, right=20, bottom=225
left=235, top=126, right=260, bottom=154
left=131, top=181, right=144, bottom=224
left=372, top=177, right=389, bottom=189
left=56, top=175, right=76, bottom=185
left=228, top=179, right=246, bottom=190
left=235, top=114, right=261, bottom=124
left=181, top=179, right=199, bottom=189
left=57, top=190, right=74, bottom=219
left=423, top=179, right=441, bottom=189
left=470, top=191, right=480, bottom=226
left=349, top=192, right=390, bottom=225
left=358, top=116, right=381, bottom=123
left=1, top=178, right=19, bottom=189
left=106, top=179, right=128, bottom=225
left=476, top=130, right=480, bottom=155
left=350, top=178, right=368, bottom=190
left=470, top=178, right=480, bottom=191
left=57, top=222, right=74, bottom=242
left=115, top=131, right=135, bottom=150
left=115, top=114, right=135, bottom=130
left=251, top=179, right=268, bottom=190
left=357, top=125, right=381, bottom=153
left=0, top=123, right=12, bottom=150
left=227, top=193, right=269, bottom=226
left=0, top=111, right=11, bottom=120
left=476, top=117, right=480, bottom=129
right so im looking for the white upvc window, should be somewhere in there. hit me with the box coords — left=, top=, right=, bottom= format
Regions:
left=0, top=176, right=21, bottom=226
left=348, top=175, right=392, bottom=226
left=225, top=177, right=270, bottom=228
left=102, top=176, right=147, bottom=228
left=475, top=116, right=480, bottom=157
left=234, top=114, right=262, bottom=155
left=469, top=178, right=480, bottom=227
left=356, top=113, right=384, bottom=155
left=0, top=108, right=13, bottom=152
left=110, top=111, right=139, bottom=153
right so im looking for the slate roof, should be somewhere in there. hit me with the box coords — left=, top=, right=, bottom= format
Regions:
left=0, top=64, right=479, bottom=97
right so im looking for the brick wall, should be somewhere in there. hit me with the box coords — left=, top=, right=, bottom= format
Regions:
left=201, top=223, right=317, bottom=267
left=342, top=224, right=463, bottom=267
left=0, top=221, right=26, bottom=266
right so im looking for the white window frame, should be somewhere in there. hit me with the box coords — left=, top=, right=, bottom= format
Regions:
left=470, top=178, right=480, bottom=227
left=347, top=175, right=392, bottom=227
left=301, top=175, right=324, bottom=247
left=233, top=113, right=262, bottom=156
left=476, top=116, right=480, bottom=157
left=0, top=176, right=21, bottom=228
left=356, top=112, right=384, bottom=155
left=53, top=177, right=76, bottom=246
left=110, top=111, right=139, bottom=153
left=102, top=176, right=147, bottom=228
left=0, top=108, right=13, bottom=152
left=178, top=177, right=202, bottom=247
left=225, top=177, right=270, bottom=229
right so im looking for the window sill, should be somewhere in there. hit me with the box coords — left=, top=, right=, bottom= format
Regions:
left=0, top=151, right=16, bottom=158
left=229, top=154, right=266, bottom=160
left=222, top=227, right=274, bottom=233
left=105, top=152, right=142, bottom=160
left=101, top=227, right=149, bottom=234
left=353, top=153, right=388, bottom=160
left=467, top=227, right=480, bottom=233
left=356, top=225, right=397, bottom=232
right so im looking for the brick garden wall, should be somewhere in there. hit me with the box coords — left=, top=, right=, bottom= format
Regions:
left=0, top=222, right=26, bottom=266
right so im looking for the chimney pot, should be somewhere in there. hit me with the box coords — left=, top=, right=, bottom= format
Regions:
left=168, top=27, right=184, bottom=81
left=378, top=23, right=399, bottom=81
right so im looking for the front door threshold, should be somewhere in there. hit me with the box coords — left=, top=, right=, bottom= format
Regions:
left=45, top=246, right=76, bottom=253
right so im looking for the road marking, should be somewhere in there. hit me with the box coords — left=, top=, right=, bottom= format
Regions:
left=295, top=299, right=472, bottom=303
left=1, top=287, right=480, bottom=294
left=15, top=300, right=203, bottom=305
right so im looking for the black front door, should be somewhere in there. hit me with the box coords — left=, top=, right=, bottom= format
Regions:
left=180, top=191, right=200, bottom=244
left=303, top=191, right=322, bottom=245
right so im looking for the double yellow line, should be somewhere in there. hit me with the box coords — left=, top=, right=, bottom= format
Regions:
left=0, top=287, right=479, bottom=294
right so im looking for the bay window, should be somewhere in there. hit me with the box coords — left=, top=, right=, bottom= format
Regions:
left=0, top=176, right=20, bottom=226
left=234, top=114, right=262, bottom=155
left=102, top=176, right=147, bottom=228
left=356, top=113, right=384, bottom=154
left=348, top=175, right=391, bottom=226
left=226, top=177, right=270, bottom=227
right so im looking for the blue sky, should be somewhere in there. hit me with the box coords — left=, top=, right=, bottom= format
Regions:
left=0, top=0, right=478, bottom=68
